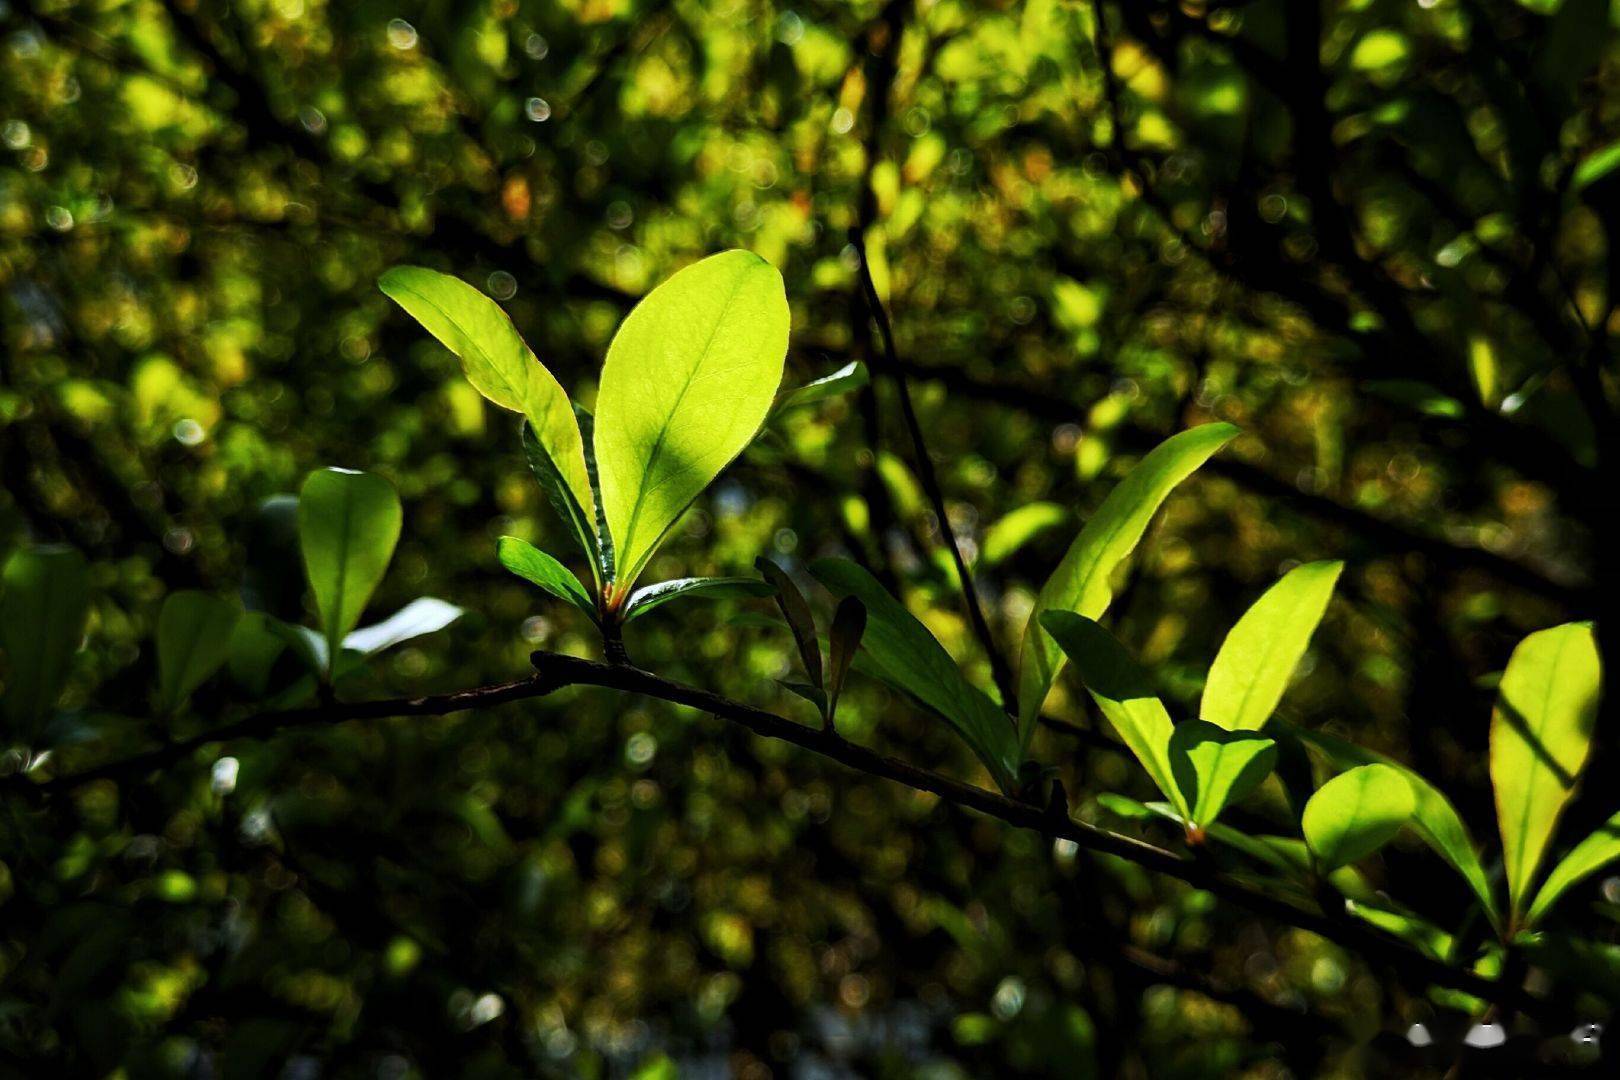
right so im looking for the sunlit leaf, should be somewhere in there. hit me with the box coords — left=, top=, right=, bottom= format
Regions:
left=380, top=266, right=596, bottom=571
left=1302, top=764, right=1415, bottom=871
left=1490, top=621, right=1601, bottom=923
left=595, top=251, right=789, bottom=591
left=1039, top=612, right=1188, bottom=820
left=757, top=557, right=822, bottom=688
left=1526, top=810, right=1620, bottom=928
left=156, top=590, right=241, bottom=712
left=770, top=361, right=868, bottom=417
left=811, top=558, right=1018, bottom=792
left=621, top=577, right=773, bottom=622
left=1286, top=724, right=1501, bottom=930
left=342, top=597, right=463, bottom=657
left=0, top=545, right=90, bottom=742
left=1168, top=719, right=1277, bottom=830
left=497, top=537, right=597, bottom=621
left=298, top=468, right=403, bottom=672
left=1018, top=423, right=1238, bottom=751
left=1201, top=560, right=1343, bottom=731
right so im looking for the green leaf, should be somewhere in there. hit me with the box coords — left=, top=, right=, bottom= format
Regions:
left=342, top=597, right=463, bottom=657
left=810, top=558, right=1018, bottom=792
left=1168, top=719, right=1277, bottom=829
left=1525, top=810, right=1620, bottom=928
left=978, top=502, right=1067, bottom=567
left=0, top=545, right=90, bottom=742
left=497, top=537, right=597, bottom=621
left=1302, top=764, right=1415, bottom=871
left=757, top=557, right=822, bottom=688
left=595, top=251, right=789, bottom=591
left=621, top=577, right=773, bottom=622
left=297, top=468, right=403, bottom=672
left=770, top=361, right=869, bottom=417
left=379, top=266, right=595, bottom=566
left=1573, top=140, right=1620, bottom=193
left=156, top=591, right=241, bottom=712
left=228, top=612, right=291, bottom=697
left=778, top=679, right=829, bottom=716
left=1017, top=423, right=1238, bottom=750
left=1286, top=724, right=1501, bottom=931
left=828, top=595, right=867, bottom=722
left=1490, top=621, right=1602, bottom=923
left=1038, top=612, right=1188, bottom=820
left=1201, top=561, right=1343, bottom=731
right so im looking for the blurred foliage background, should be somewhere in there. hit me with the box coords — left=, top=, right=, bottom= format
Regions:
left=2, top=0, right=1618, bottom=1075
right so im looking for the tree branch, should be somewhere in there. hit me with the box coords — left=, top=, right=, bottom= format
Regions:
left=6, top=653, right=1573, bottom=1024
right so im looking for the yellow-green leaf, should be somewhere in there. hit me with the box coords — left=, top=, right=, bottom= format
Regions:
left=1525, top=810, right=1620, bottom=928
left=1490, top=622, right=1602, bottom=924
left=380, top=266, right=596, bottom=574
left=595, top=251, right=789, bottom=590
left=1039, top=611, right=1188, bottom=820
left=1302, top=763, right=1415, bottom=871
left=1201, top=561, right=1342, bottom=731
left=1017, top=423, right=1238, bottom=751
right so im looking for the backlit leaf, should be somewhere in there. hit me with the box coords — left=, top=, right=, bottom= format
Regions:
left=497, top=537, right=597, bottom=621
left=1490, top=622, right=1601, bottom=923
left=621, top=577, right=773, bottom=622
left=1201, top=561, right=1342, bottom=731
left=1302, top=764, right=1415, bottom=871
left=1168, top=719, right=1278, bottom=829
left=595, top=251, right=789, bottom=591
left=1018, top=423, right=1238, bottom=751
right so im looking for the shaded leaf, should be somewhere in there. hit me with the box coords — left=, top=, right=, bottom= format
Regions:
left=497, top=537, right=597, bottom=621
left=1201, top=560, right=1343, bottom=731
left=156, top=591, right=241, bottom=712
left=228, top=612, right=291, bottom=697
left=1526, top=810, right=1620, bottom=928
left=298, top=469, right=403, bottom=672
left=1302, top=764, right=1415, bottom=871
left=828, top=595, right=867, bottom=722
left=1168, top=719, right=1278, bottom=829
left=811, top=558, right=1018, bottom=792
left=778, top=680, right=829, bottom=716
left=0, top=545, right=90, bottom=742
left=1039, top=611, right=1187, bottom=819
left=523, top=420, right=604, bottom=587
left=596, top=251, right=789, bottom=590
left=622, top=577, right=773, bottom=622
left=1018, top=423, right=1239, bottom=750
left=756, top=557, right=823, bottom=688
left=1286, top=724, right=1501, bottom=930
left=1490, top=621, right=1601, bottom=923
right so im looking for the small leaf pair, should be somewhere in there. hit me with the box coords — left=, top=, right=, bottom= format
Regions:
left=1041, top=612, right=1276, bottom=834
left=224, top=468, right=461, bottom=694
left=1040, top=559, right=1344, bottom=834
left=383, top=252, right=830, bottom=643
left=810, top=558, right=1018, bottom=792
left=499, top=536, right=771, bottom=626
left=1291, top=620, right=1603, bottom=934
left=756, top=558, right=865, bottom=730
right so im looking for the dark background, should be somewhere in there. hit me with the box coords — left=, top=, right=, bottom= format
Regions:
left=1, top=0, right=1616, bottom=1075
